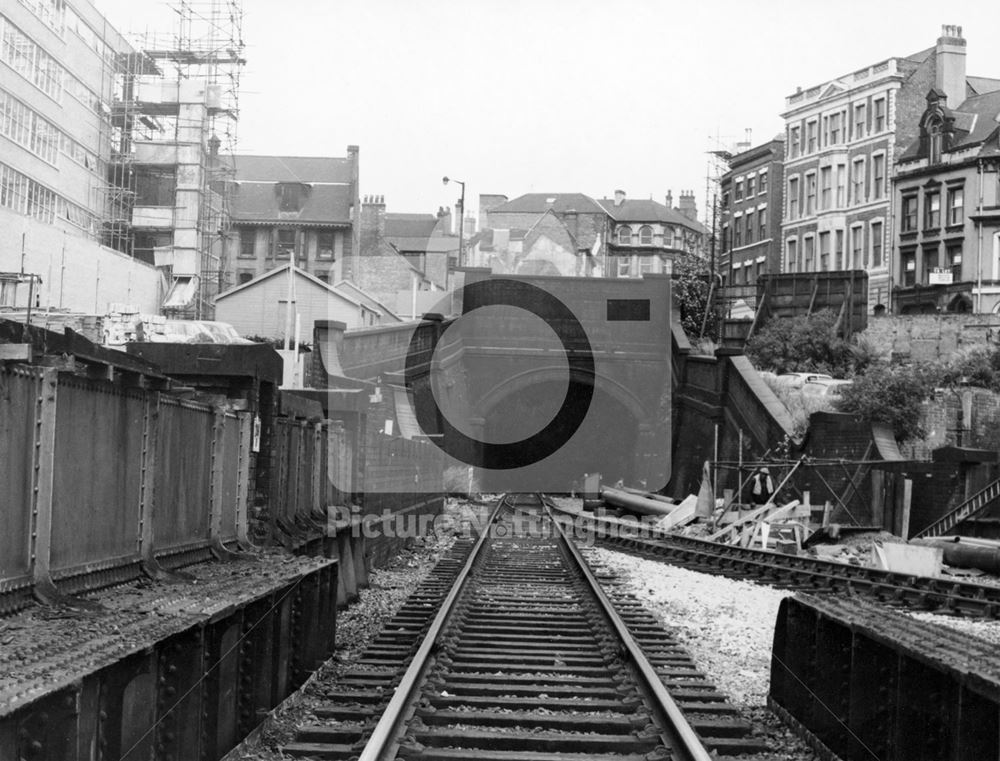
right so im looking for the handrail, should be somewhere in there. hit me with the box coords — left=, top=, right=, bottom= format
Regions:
left=356, top=495, right=504, bottom=761
left=547, top=503, right=714, bottom=761
left=912, top=476, right=1000, bottom=539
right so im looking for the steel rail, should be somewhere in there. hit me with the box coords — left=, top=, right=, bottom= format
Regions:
left=546, top=505, right=715, bottom=761
left=560, top=504, right=1000, bottom=616
left=356, top=495, right=505, bottom=761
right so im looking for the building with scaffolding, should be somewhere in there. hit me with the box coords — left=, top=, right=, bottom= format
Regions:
left=0, top=0, right=160, bottom=313
left=0, top=0, right=244, bottom=320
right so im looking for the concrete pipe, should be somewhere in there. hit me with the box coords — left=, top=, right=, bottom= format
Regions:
left=600, top=486, right=676, bottom=517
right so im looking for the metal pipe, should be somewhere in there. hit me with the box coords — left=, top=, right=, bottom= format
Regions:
left=976, top=159, right=984, bottom=313
left=601, top=486, right=676, bottom=516
left=916, top=537, right=1000, bottom=575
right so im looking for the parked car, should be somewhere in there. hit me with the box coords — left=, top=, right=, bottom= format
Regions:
left=774, top=372, right=833, bottom=389
left=801, top=378, right=853, bottom=397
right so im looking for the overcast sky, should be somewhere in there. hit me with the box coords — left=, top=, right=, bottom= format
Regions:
left=93, top=0, right=1000, bottom=223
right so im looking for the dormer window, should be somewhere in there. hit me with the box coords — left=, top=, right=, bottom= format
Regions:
left=277, top=182, right=308, bottom=212
left=928, top=120, right=943, bottom=164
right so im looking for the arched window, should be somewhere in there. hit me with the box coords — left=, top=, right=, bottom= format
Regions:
left=929, top=121, right=943, bottom=164
left=639, top=225, right=653, bottom=245
left=617, top=226, right=632, bottom=245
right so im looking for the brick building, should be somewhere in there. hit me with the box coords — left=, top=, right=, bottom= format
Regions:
left=226, top=149, right=360, bottom=288
left=597, top=190, right=707, bottom=277
left=481, top=190, right=706, bottom=278
left=779, top=28, right=979, bottom=313
left=892, top=82, right=1000, bottom=313
left=719, top=137, right=786, bottom=287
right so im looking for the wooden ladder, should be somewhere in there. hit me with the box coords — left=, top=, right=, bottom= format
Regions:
left=912, top=477, right=1000, bottom=539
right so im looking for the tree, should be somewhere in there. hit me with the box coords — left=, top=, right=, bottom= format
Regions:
left=673, top=255, right=719, bottom=343
left=835, top=363, right=935, bottom=442
left=746, top=310, right=866, bottom=377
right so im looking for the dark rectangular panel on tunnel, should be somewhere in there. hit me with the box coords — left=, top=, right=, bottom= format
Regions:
left=606, top=299, right=650, bottom=321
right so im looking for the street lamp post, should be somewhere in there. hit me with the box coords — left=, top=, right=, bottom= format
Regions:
left=442, top=176, right=465, bottom=267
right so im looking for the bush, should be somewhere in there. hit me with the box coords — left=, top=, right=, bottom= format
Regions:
left=835, top=363, right=935, bottom=442
left=746, top=310, right=873, bottom=377
left=673, top=255, right=719, bottom=343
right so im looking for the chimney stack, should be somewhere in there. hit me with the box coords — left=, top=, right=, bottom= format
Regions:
left=935, top=24, right=967, bottom=110
left=665, top=190, right=673, bottom=210
left=614, top=189, right=626, bottom=207
left=678, top=190, right=697, bottom=221
left=360, top=193, right=386, bottom=252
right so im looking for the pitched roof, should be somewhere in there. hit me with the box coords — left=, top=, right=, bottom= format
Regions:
left=230, top=182, right=352, bottom=225
left=951, top=89, right=1000, bottom=150
left=215, top=264, right=364, bottom=307
left=490, top=192, right=607, bottom=215
left=385, top=213, right=439, bottom=238
left=596, top=198, right=708, bottom=234
left=230, top=155, right=354, bottom=183
left=332, top=280, right=402, bottom=321
left=967, top=76, right=1000, bottom=96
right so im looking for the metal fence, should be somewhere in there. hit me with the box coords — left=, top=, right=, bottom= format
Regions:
left=0, top=365, right=253, bottom=611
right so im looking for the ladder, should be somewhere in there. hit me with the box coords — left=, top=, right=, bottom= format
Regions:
left=912, top=477, right=1000, bottom=539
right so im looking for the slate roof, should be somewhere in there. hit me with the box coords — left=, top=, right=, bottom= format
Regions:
left=230, top=182, right=352, bottom=225
left=967, top=76, right=1000, bottom=96
left=215, top=264, right=363, bottom=307
left=950, top=90, right=1000, bottom=150
left=597, top=198, right=708, bottom=233
left=490, top=193, right=607, bottom=215
left=385, top=213, right=439, bottom=238
left=230, top=155, right=354, bottom=183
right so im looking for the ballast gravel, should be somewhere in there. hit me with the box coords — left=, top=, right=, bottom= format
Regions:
left=585, top=545, right=824, bottom=760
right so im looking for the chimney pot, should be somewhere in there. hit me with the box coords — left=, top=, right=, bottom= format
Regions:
left=614, top=189, right=626, bottom=207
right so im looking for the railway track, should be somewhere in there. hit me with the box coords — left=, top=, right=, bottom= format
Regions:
left=283, top=494, right=769, bottom=760
left=561, top=504, right=1000, bottom=618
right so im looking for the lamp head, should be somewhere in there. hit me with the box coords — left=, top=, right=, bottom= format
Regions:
left=442, top=176, right=450, bottom=185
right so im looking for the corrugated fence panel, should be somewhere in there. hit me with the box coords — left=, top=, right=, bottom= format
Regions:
left=155, top=400, right=214, bottom=551
left=220, top=414, right=241, bottom=542
left=0, top=367, right=40, bottom=584
left=49, top=378, right=145, bottom=574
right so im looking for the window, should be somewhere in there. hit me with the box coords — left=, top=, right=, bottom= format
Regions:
left=949, top=244, right=963, bottom=281
left=663, top=226, right=673, bottom=247
left=872, top=154, right=885, bottom=200
left=734, top=180, right=744, bottom=201
left=734, top=217, right=742, bottom=248
left=275, top=228, right=296, bottom=258
left=873, top=97, right=886, bottom=132
left=829, top=112, right=842, bottom=145
left=616, top=256, right=631, bottom=278
left=788, top=177, right=800, bottom=219
left=617, top=225, right=632, bottom=245
left=901, top=195, right=918, bottom=232
left=947, top=187, right=964, bottom=225
left=314, top=270, right=330, bottom=284
left=758, top=209, right=766, bottom=240
left=317, top=231, right=335, bottom=259
left=237, top=271, right=254, bottom=285
left=902, top=249, right=916, bottom=286
left=851, top=227, right=864, bottom=269
left=789, top=126, right=801, bottom=158
left=835, top=164, right=846, bottom=207
left=806, top=120, right=817, bottom=153
left=835, top=230, right=845, bottom=269
left=239, top=231, right=255, bottom=258
left=803, top=236, right=815, bottom=270
left=929, top=121, right=943, bottom=164
left=854, top=103, right=866, bottom=138
left=746, top=176, right=756, bottom=196
left=134, top=168, right=176, bottom=207
left=759, top=171, right=768, bottom=194
left=805, top=173, right=817, bottom=216
left=0, top=16, right=64, bottom=101
left=925, top=191, right=941, bottom=229
left=870, top=221, right=883, bottom=267
left=721, top=224, right=729, bottom=252
left=819, top=232, right=831, bottom=271
left=277, top=183, right=306, bottom=212
left=786, top=239, right=798, bottom=272
left=639, top=225, right=653, bottom=245
left=638, top=257, right=655, bottom=275
left=820, top=166, right=831, bottom=210
left=851, top=158, right=865, bottom=204
left=745, top=215, right=753, bottom=245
